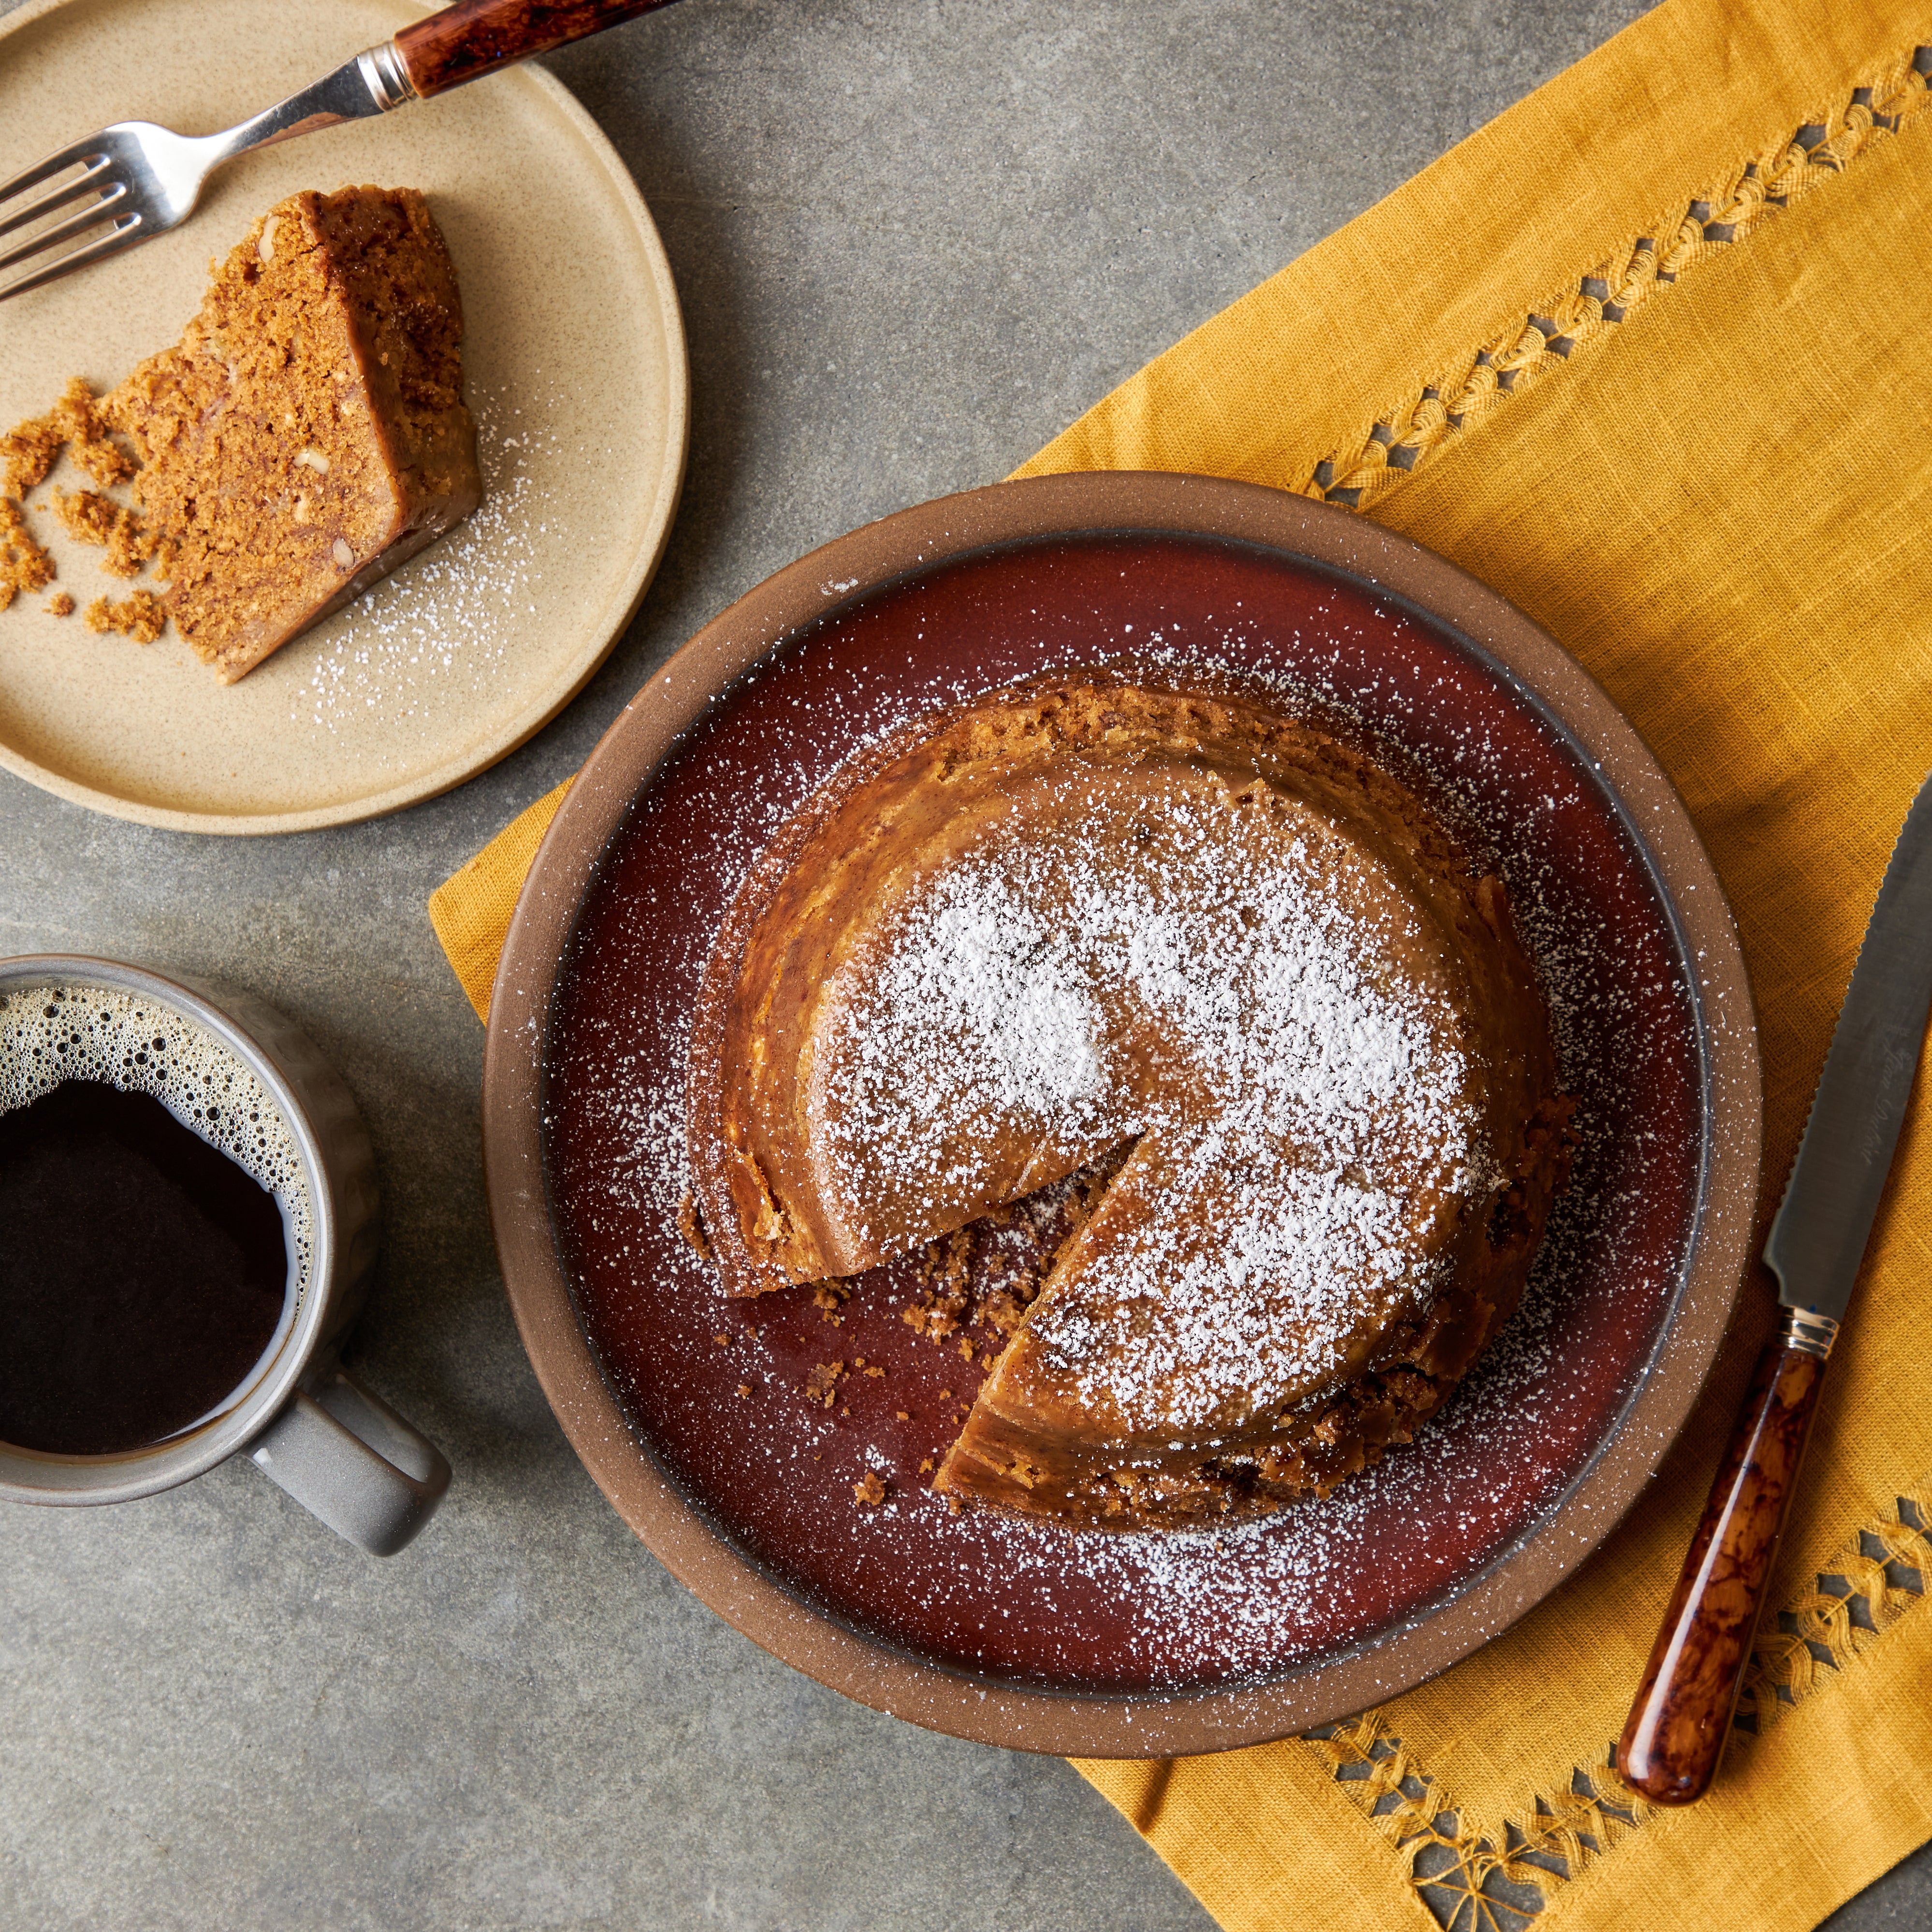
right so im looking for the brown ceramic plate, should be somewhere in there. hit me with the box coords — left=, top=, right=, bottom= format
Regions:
left=0, top=0, right=686, bottom=835
left=483, top=473, right=1760, bottom=1757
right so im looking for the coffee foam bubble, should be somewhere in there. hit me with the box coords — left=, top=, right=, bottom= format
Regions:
left=0, top=981, right=314, bottom=1306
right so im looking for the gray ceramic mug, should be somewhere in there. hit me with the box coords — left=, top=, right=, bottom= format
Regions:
left=0, top=955, right=450, bottom=1555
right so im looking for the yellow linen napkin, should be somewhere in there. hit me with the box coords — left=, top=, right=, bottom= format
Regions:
left=428, top=779, right=571, bottom=1020
left=430, top=1, right=1932, bottom=1926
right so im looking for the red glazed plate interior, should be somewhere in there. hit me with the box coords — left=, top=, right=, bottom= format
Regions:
left=538, top=529, right=1714, bottom=1698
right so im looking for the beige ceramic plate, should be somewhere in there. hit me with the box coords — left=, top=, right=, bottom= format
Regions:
left=0, top=0, right=687, bottom=834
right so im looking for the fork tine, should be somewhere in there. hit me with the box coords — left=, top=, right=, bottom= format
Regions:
left=0, top=134, right=110, bottom=211
left=0, top=160, right=116, bottom=241
left=0, top=184, right=129, bottom=279
left=0, top=212, right=144, bottom=305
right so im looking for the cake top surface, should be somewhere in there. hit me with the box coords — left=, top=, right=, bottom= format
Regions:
left=693, top=674, right=1547, bottom=1447
left=810, top=757, right=1484, bottom=1433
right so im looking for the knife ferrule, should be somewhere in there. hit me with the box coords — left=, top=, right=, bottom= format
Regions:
left=1779, top=1307, right=1840, bottom=1360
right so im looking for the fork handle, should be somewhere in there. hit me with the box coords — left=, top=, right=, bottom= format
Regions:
left=394, top=0, right=683, bottom=100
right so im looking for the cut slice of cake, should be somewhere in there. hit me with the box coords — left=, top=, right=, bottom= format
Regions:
left=103, top=186, right=480, bottom=683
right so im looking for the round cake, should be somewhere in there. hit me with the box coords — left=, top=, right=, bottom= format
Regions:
left=688, top=671, right=1571, bottom=1529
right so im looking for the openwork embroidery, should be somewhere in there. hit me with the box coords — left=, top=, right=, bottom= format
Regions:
left=1304, top=1719, right=1640, bottom=1932
left=1304, top=46, right=1932, bottom=512
left=1737, top=1486, right=1932, bottom=1735
left=1304, top=1482, right=1932, bottom=1931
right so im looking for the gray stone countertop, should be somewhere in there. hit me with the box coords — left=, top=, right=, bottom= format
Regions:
left=1, top=1, right=1926, bottom=1927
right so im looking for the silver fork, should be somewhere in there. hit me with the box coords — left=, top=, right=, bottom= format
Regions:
left=0, top=0, right=679, bottom=304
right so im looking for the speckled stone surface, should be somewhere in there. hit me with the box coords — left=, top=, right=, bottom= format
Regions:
left=0, top=0, right=1926, bottom=1927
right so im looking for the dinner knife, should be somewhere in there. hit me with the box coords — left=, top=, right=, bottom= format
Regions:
left=1618, top=768, right=1932, bottom=1805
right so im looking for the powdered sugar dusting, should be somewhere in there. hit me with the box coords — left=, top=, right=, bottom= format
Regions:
left=813, top=772, right=1480, bottom=1431
left=865, top=884, right=1107, bottom=1125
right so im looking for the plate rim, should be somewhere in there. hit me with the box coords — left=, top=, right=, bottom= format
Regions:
left=0, top=0, right=690, bottom=837
left=481, top=471, right=1763, bottom=1758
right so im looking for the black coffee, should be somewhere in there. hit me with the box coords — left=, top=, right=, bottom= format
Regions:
left=0, top=1079, right=290, bottom=1456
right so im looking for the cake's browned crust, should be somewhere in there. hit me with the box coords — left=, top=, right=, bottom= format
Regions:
left=689, top=671, right=1571, bottom=1530
left=102, top=186, right=480, bottom=683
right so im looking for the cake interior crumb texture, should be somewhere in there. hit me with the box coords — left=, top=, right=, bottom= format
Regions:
left=102, top=186, right=481, bottom=683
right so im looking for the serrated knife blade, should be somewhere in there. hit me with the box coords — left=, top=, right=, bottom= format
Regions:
left=1763, top=769, right=1932, bottom=1325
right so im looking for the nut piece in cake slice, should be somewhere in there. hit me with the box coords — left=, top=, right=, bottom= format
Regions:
left=104, top=187, right=481, bottom=683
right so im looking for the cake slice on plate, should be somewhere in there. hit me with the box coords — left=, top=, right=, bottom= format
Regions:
left=105, top=185, right=480, bottom=683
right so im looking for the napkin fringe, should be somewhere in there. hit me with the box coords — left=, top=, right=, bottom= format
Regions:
left=1305, top=1472, right=1932, bottom=1924
left=1307, top=44, right=1932, bottom=515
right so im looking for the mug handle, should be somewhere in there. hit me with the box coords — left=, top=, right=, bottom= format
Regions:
left=246, top=1364, right=451, bottom=1556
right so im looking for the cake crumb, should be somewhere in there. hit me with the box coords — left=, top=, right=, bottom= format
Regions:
left=863, top=1366, right=885, bottom=1379
left=0, top=499, right=54, bottom=611
left=895, top=1410, right=910, bottom=1422
left=983, top=1289, right=1028, bottom=1335
left=736, top=1384, right=752, bottom=1399
left=85, top=591, right=167, bottom=645
left=52, top=487, right=118, bottom=546
left=676, top=1190, right=712, bottom=1260
left=853, top=1470, right=886, bottom=1507
left=109, top=519, right=162, bottom=578
left=901, top=1226, right=977, bottom=1339
left=0, top=413, right=64, bottom=497
left=52, top=379, right=135, bottom=488
left=804, top=1361, right=845, bottom=1408
left=712, top=1333, right=730, bottom=1348
left=45, top=592, right=75, bottom=617
left=919, top=1457, right=935, bottom=1475
left=51, top=487, right=163, bottom=580
left=4, top=381, right=132, bottom=492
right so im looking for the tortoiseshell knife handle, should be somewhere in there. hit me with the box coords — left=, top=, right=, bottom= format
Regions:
left=394, top=0, right=684, bottom=100
left=1617, top=1307, right=1837, bottom=1805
